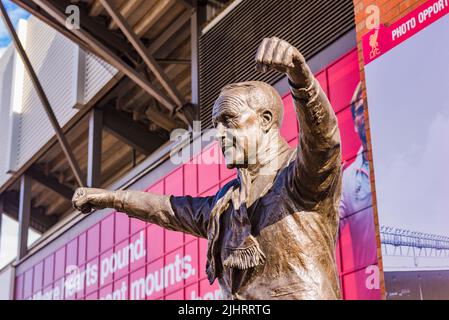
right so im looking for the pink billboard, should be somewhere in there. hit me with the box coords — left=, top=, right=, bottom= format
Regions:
left=14, top=48, right=380, bottom=300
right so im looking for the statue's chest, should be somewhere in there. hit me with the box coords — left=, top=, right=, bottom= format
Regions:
left=249, top=185, right=295, bottom=234
left=224, top=175, right=296, bottom=236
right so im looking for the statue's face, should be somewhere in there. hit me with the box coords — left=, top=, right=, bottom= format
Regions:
left=213, top=90, right=264, bottom=169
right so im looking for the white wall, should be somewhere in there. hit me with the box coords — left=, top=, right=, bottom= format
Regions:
left=0, top=46, right=14, bottom=187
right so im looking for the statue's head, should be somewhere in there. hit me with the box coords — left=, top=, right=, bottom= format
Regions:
left=212, top=81, right=284, bottom=169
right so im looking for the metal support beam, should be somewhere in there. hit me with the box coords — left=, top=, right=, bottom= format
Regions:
left=148, top=10, right=193, bottom=55
left=103, top=107, right=166, bottom=156
left=145, top=105, right=182, bottom=132
left=0, top=1, right=85, bottom=188
left=88, top=0, right=103, bottom=16
left=17, top=175, right=31, bottom=260
left=98, top=79, right=186, bottom=132
left=34, top=0, right=176, bottom=114
left=191, top=1, right=207, bottom=120
left=155, top=24, right=190, bottom=59
left=108, top=0, right=141, bottom=30
left=99, top=0, right=185, bottom=109
left=156, top=59, right=191, bottom=65
left=27, top=166, right=74, bottom=200
left=133, top=0, right=174, bottom=37
left=71, top=0, right=137, bottom=64
left=177, top=0, right=194, bottom=10
left=87, top=108, right=103, bottom=187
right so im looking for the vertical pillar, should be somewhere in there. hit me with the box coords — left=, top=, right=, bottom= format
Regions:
left=190, top=0, right=206, bottom=121
left=87, top=108, right=103, bottom=187
left=17, top=175, right=31, bottom=260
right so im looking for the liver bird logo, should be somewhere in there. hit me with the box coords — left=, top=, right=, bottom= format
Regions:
left=369, top=28, right=381, bottom=59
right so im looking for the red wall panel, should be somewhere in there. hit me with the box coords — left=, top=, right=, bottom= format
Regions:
left=185, top=240, right=199, bottom=286
left=100, top=214, right=114, bottom=252
left=327, top=50, right=360, bottom=113
left=146, top=258, right=164, bottom=300
left=114, top=213, right=129, bottom=243
left=113, top=239, right=130, bottom=281
left=66, top=238, right=78, bottom=267
left=342, top=265, right=382, bottom=300
left=33, top=261, right=44, bottom=294
left=54, top=246, right=65, bottom=281
left=164, top=167, right=185, bottom=252
left=43, top=254, right=54, bottom=287
left=99, top=248, right=114, bottom=286
left=146, top=224, right=164, bottom=263
left=184, top=162, right=198, bottom=196
left=86, top=224, right=99, bottom=261
left=280, top=95, right=298, bottom=142
left=99, top=283, right=113, bottom=300
left=128, top=266, right=146, bottom=300
left=315, top=70, right=329, bottom=96
left=23, top=268, right=33, bottom=299
left=77, top=232, right=86, bottom=265
left=14, top=274, right=23, bottom=300
left=337, top=105, right=362, bottom=164
left=197, top=145, right=220, bottom=194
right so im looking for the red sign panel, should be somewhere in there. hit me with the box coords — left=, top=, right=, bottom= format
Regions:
left=362, top=0, right=449, bottom=65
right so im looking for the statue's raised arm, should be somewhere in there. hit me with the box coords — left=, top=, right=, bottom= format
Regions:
left=72, top=37, right=343, bottom=300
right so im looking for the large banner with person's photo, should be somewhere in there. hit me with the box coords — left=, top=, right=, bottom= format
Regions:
left=363, top=0, right=449, bottom=300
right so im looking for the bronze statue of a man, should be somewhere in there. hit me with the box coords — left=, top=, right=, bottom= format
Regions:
left=72, top=37, right=342, bottom=300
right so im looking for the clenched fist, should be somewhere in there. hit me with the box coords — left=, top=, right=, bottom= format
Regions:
left=255, top=37, right=310, bottom=87
left=72, top=187, right=114, bottom=214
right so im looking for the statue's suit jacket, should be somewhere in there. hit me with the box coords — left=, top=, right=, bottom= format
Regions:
left=127, top=77, right=342, bottom=300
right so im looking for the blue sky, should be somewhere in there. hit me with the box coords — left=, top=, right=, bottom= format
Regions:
left=0, top=0, right=30, bottom=48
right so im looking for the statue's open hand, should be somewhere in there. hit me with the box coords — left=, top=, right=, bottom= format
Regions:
left=255, top=37, right=306, bottom=84
left=72, top=187, right=111, bottom=214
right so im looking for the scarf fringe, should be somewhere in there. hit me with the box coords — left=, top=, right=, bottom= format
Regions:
left=223, top=236, right=266, bottom=269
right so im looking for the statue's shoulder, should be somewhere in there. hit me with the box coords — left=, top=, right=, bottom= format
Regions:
left=284, top=147, right=298, bottom=168
left=215, top=177, right=239, bottom=201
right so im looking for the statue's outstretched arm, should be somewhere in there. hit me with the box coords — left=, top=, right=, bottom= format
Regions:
left=256, top=37, right=342, bottom=209
left=72, top=188, right=214, bottom=238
